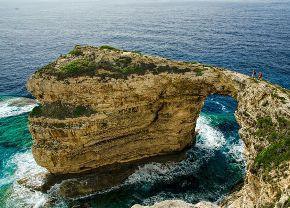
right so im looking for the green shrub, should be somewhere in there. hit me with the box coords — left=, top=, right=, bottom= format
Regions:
left=59, top=59, right=97, bottom=78
left=277, top=117, right=290, bottom=128
left=270, top=131, right=279, bottom=140
left=195, top=68, right=204, bottom=76
left=69, top=48, right=83, bottom=56
left=115, top=56, right=132, bottom=67
left=99, top=45, right=120, bottom=51
left=271, top=91, right=287, bottom=103
left=257, top=116, right=273, bottom=128
left=253, top=116, right=290, bottom=172
left=120, top=66, right=143, bottom=74
left=254, top=135, right=290, bottom=171
left=255, top=116, right=279, bottom=142
left=284, top=197, right=290, bottom=208
left=37, top=63, right=57, bottom=75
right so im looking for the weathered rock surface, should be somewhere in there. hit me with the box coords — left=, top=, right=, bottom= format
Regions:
left=27, top=46, right=290, bottom=207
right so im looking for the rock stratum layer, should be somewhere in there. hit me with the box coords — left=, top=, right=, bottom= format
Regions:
left=27, top=46, right=290, bottom=207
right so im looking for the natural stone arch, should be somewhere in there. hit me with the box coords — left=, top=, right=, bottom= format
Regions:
left=27, top=46, right=289, bottom=207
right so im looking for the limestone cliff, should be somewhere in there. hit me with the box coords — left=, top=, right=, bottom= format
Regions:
left=27, top=45, right=289, bottom=207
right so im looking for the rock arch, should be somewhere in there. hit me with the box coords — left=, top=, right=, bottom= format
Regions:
left=27, top=46, right=289, bottom=207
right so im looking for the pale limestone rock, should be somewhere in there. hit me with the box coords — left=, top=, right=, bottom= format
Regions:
left=131, top=200, right=219, bottom=208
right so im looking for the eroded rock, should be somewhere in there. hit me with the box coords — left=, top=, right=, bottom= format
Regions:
left=27, top=45, right=290, bottom=207
left=132, top=200, right=219, bottom=208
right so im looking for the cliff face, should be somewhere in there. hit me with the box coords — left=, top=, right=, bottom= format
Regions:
left=27, top=46, right=290, bottom=207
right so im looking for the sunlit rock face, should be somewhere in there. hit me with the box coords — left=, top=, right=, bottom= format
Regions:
left=27, top=46, right=289, bottom=207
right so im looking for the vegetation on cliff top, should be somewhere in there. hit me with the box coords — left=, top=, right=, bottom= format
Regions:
left=35, top=45, right=208, bottom=79
left=253, top=116, right=290, bottom=172
left=99, top=45, right=121, bottom=51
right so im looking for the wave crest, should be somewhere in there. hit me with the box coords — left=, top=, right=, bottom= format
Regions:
left=0, top=97, right=37, bottom=118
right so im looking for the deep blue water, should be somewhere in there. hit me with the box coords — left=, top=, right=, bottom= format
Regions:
left=0, top=0, right=289, bottom=97
left=0, top=0, right=289, bottom=207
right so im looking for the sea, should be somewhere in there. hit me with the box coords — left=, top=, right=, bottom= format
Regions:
left=0, top=0, right=289, bottom=207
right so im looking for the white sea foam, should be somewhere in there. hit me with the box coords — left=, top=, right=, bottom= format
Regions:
left=0, top=97, right=37, bottom=118
left=3, top=151, right=49, bottom=208
left=11, top=151, right=47, bottom=180
left=214, top=101, right=228, bottom=112
left=208, top=98, right=229, bottom=113
left=126, top=163, right=175, bottom=186
left=195, top=115, right=226, bottom=149
left=126, top=115, right=244, bottom=187
left=228, top=137, right=245, bottom=162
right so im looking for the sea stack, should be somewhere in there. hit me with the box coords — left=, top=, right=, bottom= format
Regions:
left=27, top=45, right=289, bottom=207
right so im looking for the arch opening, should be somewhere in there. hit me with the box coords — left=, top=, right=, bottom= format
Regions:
left=194, top=94, right=246, bottom=196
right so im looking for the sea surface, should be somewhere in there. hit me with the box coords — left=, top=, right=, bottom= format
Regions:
left=0, top=0, right=289, bottom=207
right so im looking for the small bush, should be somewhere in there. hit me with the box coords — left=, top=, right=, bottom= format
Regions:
left=253, top=116, right=290, bottom=172
left=271, top=91, right=287, bottom=103
left=115, top=56, right=132, bottom=67
left=37, top=62, right=57, bottom=75
left=254, top=135, right=290, bottom=171
left=195, top=68, right=204, bottom=76
left=69, top=48, right=83, bottom=56
left=257, top=116, right=273, bottom=128
left=120, top=66, right=143, bottom=74
left=59, top=59, right=97, bottom=78
left=99, top=45, right=120, bottom=51
left=277, top=117, right=289, bottom=128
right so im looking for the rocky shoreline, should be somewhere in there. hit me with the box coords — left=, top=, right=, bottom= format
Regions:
left=27, top=46, right=289, bottom=207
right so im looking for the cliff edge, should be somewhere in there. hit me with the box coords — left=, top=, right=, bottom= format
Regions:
left=27, top=45, right=289, bottom=207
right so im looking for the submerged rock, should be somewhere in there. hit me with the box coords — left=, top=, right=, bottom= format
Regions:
left=27, top=45, right=290, bottom=207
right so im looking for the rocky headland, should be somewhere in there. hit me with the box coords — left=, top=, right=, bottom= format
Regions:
left=27, top=45, right=289, bottom=207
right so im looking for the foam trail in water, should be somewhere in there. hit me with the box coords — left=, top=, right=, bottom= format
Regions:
left=125, top=162, right=176, bottom=187
left=195, top=115, right=226, bottom=149
left=126, top=115, right=228, bottom=187
left=0, top=97, right=37, bottom=118
left=208, top=98, right=230, bottom=113
left=228, top=137, right=245, bottom=162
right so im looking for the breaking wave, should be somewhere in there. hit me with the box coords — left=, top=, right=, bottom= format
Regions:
left=195, top=116, right=226, bottom=149
left=1, top=151, right=48, bottom=208
left=0, top=97, right=37, bottom=118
